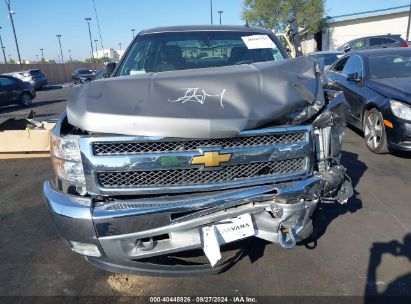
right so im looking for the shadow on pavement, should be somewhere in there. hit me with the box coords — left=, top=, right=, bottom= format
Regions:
left=39, top=85, right=63, bottom=91
left=298, top=151, right=366, bottom=249
left=0, top=99, right=66, bottom=115
left=364, top=233, right=411, bottom=303
left=390, top=149, right=411, bottom=159
left=348, top=125, right=411, bottom=159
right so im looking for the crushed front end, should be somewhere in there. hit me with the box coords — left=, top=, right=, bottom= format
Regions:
left=44, top=91, right=353, bottom=275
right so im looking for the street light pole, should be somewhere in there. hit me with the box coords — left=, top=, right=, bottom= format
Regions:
left=94, top=39, right=98, bottom=58
left=210, top=0, right=213, bottom=25
left=40, top=48, right=44, bottom=60
left=406, top=0, right=411, bottom=42
left=56, top=34, right=64, bottom=63
left=0, top=27, right=8, bottom=64
left=218, top=10, right=223, bottom=25
left=131, top=28, right=135, bottom=39
left=85, top=17, right=96, bottom=70
left=68, top=49, right=72, bottom=62
left=5, top=0, right=22, bottom=67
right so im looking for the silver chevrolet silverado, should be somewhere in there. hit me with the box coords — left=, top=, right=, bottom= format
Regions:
left=44, top=25, right=353, bottom=275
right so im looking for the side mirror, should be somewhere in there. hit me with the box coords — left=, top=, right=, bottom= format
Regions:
left=344, top=46, right=351, bottom=53
left=106, top=61, right=116, bottom=76
left=346, top=73, right=362, bottom=83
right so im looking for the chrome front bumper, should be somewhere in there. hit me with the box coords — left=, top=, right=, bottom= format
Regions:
left=44, top=174, right=326, bottom=274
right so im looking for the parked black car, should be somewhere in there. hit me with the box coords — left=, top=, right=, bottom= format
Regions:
left=336, top=34, right=408, bottom=53
left=72, top=69, right=95, bottom=84
left=4, top=69, right=48, bottom=90
left=324, top=48, right=411, bottom=153
left=0, top=75, right=36, bottom=108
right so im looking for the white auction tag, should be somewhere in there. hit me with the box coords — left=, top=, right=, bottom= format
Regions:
left=202, top=225, right=222, bottom=267
left=241, top=35, right=276, bottom=49
left=215, top=214, right=255, bottom=244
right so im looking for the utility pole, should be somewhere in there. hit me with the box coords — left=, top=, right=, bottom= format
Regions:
left=40, top=48, right=44, bottom=60
left=5, top=0, right=22, bottom=67
left=68, top=49, right=72, bottom=62
left=94, top=39, right=98, bottom=58
left=218, top=10, right=223, bottom=25
left=56, top=34, right=64, bottom=63
left=85, top=17, right=96, bottom=70
left=210, top=0, right=213, bottom=25
left=92, top=0, right=104, bottom=49
left=406, top=0, right=411, bottom=42
left=289, top=5, right=303, bottom=57
left=131, top=28, right=135, bottom=39
left=0, top=27, right=7, bottom=63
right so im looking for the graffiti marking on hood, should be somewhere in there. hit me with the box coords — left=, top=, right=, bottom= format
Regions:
left=169, top=88, right=226, bottom=108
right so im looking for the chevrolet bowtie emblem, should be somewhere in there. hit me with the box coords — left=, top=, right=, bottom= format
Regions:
left=191, top=151, right=232, bottom=167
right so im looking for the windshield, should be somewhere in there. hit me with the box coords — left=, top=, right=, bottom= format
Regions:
left=78, top=69, right=92, bottom=74
left=336, top=41, right=350, bottom=51
left=310, top=53, right=340, bottom=65
left=117, top=31, right=284, bottom=76
left=30, top=70, right=42, bottom=76
left=368, top=53, right=411, bottom=79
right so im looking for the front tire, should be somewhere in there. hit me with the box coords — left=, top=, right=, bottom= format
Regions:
left=20, top=92, right=32, bottom=107
left=363, top=108, right=388, bottom=154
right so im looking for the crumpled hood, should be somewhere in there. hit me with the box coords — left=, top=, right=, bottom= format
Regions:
left=67, top=56, right=324, bottom=138
left=367, top=78, right=411, bottom=105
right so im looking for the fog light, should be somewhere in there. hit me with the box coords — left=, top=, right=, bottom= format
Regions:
left=69, top=241, right=101, bottom=257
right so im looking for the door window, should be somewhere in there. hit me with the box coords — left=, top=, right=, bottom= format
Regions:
left=369, top=37, right=386, bottom=46
left=351, top=39, right=366, bottom=49
left=342, top=55, right=363, bottom=77
left=0, top=77, right=16, bottom=86
left=386, top=38, right=398, bottom=44
left=331, top=56, right=349, bottom=72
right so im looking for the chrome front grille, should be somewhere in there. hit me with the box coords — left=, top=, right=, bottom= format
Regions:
left=79, top=126, right=313, bottom=195
left=92, top=132, right=306, bottom=155
left=97, top=158, right=306, bottom=188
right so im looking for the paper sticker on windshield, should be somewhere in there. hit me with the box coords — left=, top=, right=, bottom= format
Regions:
left=241, top=35, right=275, bottom=49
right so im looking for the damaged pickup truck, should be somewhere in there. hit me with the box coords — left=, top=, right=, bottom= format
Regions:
left=44, top=25, right=353, bottom=275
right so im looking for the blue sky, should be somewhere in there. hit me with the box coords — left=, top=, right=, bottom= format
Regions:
left=0, top=0, right=410, bottom=62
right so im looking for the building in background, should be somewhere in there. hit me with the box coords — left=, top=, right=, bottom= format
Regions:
left=93, top=48, right=125, bottom=61
left=322, top=5, right=410, bottom=51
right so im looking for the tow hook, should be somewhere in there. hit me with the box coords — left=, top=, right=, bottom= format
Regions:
left=278, top=226, right=297, bottom=249
left=136, top=237, right=154, bottom=251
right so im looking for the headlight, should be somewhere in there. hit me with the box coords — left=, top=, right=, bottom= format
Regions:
left=390, top=100, right=411, bottom=120
left=50, top=132, right=85, bottom=185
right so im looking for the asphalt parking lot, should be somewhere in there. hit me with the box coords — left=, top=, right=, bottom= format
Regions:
left=0, top=87, right=410, bottom=299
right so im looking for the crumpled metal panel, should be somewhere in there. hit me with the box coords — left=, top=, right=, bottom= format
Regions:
left=66, top=56, right=324, bottom=138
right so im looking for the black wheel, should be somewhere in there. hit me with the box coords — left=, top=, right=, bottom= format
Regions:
left=363, top=108, right=388, bottom=154
left=20, top=92, right=32, bottom=107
